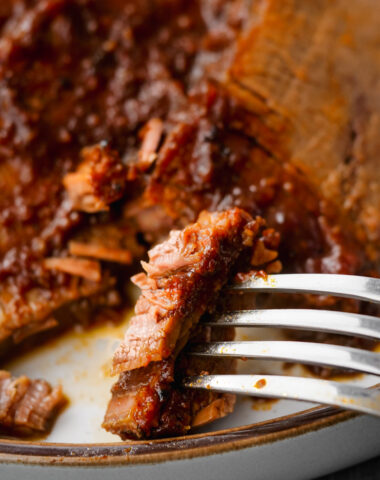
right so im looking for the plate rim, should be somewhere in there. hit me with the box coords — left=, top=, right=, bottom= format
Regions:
left=0, top=405, right=357, bottom=466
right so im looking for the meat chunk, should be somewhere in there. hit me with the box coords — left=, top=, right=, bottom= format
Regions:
left=112, top=208, right=265, bottom=374
left=0, top=262, right=115, bottom=347
left=136, top=118, right=164, bottom=172
left=0, top=371, right=65, bottom=436
left=103, top=353, right=236, bottom=440
left=63, top=144, right=126, bottom=213
left=68, top=220, right=145, bottom=266
left=103, top=324, right=237, bottom=439
left=103, top=208, right=279, bottom=439
left=146, top=82, right=364, bottom=275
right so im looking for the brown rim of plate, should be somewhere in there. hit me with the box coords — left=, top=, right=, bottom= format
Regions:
left=0, top=404, right=359, bottom=466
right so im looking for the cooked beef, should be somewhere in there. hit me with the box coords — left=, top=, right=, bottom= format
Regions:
left=112, top=208, right=272, bottom=374
left=63, top=143, right=126, bottom=213
left=104, top=318, right=237, bottom=440
left=68, top=220, right=144, bottom=265
left=0, top=371, right=65, bottom=435
left=227, top=0, right=380, bottom=259
left=146, top=82, right=365, bottom=276
left=103, top=208, right=279, bottom=439
left=0, top=0, right=248, bottom=357
left=0, top=258, right=115, bottom=346
left=136, top=118, right=164, bottom=172
left=0, top=0, right=379, bottom=441
left=104, top=347, right=236, bottom=440
left=0, top=0, right=246, bottom=258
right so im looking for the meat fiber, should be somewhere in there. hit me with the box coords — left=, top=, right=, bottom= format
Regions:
left=112, top=208, right=270, bottom=374
left=0, top=371, right=65, bottom=435
left=227, top=0, right=380, bottom=258
left=103, top=208, right=280, bottom=439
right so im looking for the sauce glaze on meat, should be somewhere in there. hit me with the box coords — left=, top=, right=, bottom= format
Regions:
left=0, top=0, right=378, bottom=437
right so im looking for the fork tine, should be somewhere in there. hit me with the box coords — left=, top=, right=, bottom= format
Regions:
left=227, top=274, right=380, bottom=304
left=204, top=309, right=380, bottom=341
left=188, top=341, right=380, bottom=376
left=183, top=374, right=380, bottom=418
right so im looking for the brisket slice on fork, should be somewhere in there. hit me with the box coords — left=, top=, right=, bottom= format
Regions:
left=103, top=208, right=280, bottom=439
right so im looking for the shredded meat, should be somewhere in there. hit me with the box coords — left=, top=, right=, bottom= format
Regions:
left=68, top=242, right=132, bottom=265
left=0, top=371, right=65, bottom=435
left=43, top=257, right=102, bottom=282
left=145, top=82, right=364, bottom=276
left=0, top=0, right=247, bottom=357
left=103, top=208, right=280, bottom=439
left=0, top=0, right=379, bottom=440
left=0, top=269, right=114, bottom=346
left=137, top=118, right=164, bottom=171
left=112, top=208, right=264, bottom=374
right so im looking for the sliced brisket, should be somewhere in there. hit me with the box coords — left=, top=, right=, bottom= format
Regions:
left=103, top=208, right=279, bottom=439
left=0, top=371, right=65, bottom=436
left=112, top=208, right=269, bottom=374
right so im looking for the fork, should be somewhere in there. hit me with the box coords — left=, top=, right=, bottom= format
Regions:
left=183, top=274, right=380, bottom=417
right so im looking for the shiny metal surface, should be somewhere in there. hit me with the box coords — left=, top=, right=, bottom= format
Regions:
left=228, top=274, right=380, bottom=304
left=183, top=375, right=380, bottom=417
left=205, top=309, right=380, bottom=341
left=188, top=341, right=380, bottom=376
left=187, top=274, right=380, bottom=419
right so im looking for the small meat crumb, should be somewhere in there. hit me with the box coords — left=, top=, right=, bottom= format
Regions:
left=63, top=143, right=126, bottom=213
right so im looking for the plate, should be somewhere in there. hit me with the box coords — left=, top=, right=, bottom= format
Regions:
left=1, top=310, right=379, bottom=479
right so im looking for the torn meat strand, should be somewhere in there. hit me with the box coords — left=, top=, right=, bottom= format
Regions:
left=43, top=257, right=102, bottom=282
left=68, top=242, right=132, bottom=265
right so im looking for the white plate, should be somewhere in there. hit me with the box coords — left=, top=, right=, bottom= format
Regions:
left=1, top=310, right=379, bottom=479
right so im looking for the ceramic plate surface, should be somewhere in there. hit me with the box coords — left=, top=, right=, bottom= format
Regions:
left=1, top=309, right=379, bottom=479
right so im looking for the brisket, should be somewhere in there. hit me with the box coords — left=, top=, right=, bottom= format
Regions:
left=227, top=0, right=380, bottom=258
left=63, top=143, right=126, bottom=213
left=0, top=0, right=248, bottom=360
left=146, top=83, right=364, bottom=276
left=0, top=0, right=379, bottom=441
left=0, top=371, right=65, bottom=436
left=103, top=208, right=280, bottom=439
left=112, top=208, right=269, bottom=374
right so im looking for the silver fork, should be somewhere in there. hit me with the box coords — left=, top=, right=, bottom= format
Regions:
left=183, top=274, right=380, bottom=417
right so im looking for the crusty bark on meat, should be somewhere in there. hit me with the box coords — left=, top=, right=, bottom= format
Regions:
left=103, top=208, right=280, bottom=439
left=103, top=339, right=236, bottom=440
left=227, top=0, right=380, bottom=258
left=0, top=371, right=65, bottom=436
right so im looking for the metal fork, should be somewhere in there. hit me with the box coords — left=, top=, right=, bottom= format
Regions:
left=183, top=274, right=380, bottom=417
